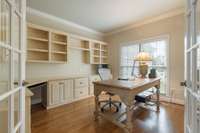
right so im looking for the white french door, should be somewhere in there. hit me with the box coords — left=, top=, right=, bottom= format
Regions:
left=185, top=0, right=200, bottom=133
left=0, top=0, right=26, bottom=133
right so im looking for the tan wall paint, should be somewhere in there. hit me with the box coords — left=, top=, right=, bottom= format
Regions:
left=105, top=14, right=185, bottom=100
left=26, top=14, right=101, bottom=80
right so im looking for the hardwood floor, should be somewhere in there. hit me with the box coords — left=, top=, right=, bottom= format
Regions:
left=31, top=97, right=184, bottom=133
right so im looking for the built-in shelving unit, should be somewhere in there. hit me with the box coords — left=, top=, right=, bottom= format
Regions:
left=90, top=42, right=108, bottom=64
left=27, top=25, right=49, bottom=62
left=27, top=24, right=68, bottom=63
left=51, top=32, right=68, bottom=63
left=68, top=36, right=90, bottom=63
left=100, top=44, right=108, bottom=64
left=26, top=23, right=108, bottom=64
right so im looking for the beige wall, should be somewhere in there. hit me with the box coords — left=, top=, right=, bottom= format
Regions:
left=26, top=11, right=101, bottom=80
left=105, top=14, right=185, bottom=100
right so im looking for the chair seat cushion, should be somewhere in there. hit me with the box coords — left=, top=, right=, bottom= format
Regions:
left=135, top=91, right=154, bottom=103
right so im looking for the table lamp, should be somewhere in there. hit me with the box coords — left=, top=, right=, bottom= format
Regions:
left=134, top=52, right=152, bottom=78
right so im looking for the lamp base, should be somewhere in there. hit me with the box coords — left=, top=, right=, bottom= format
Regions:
left=139, top=64, right=148, bottom=78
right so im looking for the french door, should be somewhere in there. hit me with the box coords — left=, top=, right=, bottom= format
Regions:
left=0, top=0, right=26, bottom=133
left=185, top=0, right=200, bottom=133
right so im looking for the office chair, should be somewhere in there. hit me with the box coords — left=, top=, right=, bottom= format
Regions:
left=98, top=68, right=121, bottom=112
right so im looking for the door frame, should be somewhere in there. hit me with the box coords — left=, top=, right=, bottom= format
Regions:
left=0, top=0, right=26, bottom=133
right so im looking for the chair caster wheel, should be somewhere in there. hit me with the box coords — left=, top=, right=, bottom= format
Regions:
left=101, top=108, right=104, bottom=112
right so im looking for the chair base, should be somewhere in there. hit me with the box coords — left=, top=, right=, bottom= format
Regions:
left=99, top=97, right=122, bottom=112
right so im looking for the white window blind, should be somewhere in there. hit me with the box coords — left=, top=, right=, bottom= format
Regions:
left=120, top=38, right=168, bottom=94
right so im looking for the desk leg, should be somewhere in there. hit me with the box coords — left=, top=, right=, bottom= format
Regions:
left=94, top=94, right=99, bottom=121
left=156, top=85, right=160, bottom=112
left=126, top=105, right=133, bottom=133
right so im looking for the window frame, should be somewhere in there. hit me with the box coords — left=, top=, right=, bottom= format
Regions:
left=119, top=35, right=170, bottom=96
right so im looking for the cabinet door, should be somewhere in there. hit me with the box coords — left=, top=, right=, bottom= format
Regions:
left=49, top=81, right=60, bottom=105
left=58, top=80, right=65, bottom=103
left=63, top=80, right=73, bottom=102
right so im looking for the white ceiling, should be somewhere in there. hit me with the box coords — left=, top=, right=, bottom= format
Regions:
left=27, top=0, right=184, bottom=34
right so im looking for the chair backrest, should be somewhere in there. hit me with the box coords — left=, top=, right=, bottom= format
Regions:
left=98, top=68, right=113, bottom=80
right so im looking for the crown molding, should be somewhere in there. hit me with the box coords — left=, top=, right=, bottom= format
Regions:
left=26, top=7, right=104, bottom=36
left=105, top=8, right=185, bottom=36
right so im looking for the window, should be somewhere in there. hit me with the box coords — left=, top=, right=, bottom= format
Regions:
left=120, top=37, right=168, bottom=95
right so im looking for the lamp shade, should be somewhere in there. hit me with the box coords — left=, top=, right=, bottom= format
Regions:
left=134, top=52, right=152, bottom=61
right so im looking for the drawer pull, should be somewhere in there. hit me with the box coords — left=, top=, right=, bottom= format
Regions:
left=80, top=91, right=83, bottom=94
left=80, top=82, right=83, bottom=84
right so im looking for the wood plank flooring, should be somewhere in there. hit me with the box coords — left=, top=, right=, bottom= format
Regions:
left=31, top=97, right=184, bottom=133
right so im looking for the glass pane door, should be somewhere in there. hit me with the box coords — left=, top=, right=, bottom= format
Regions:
left=0, top=0, right=26, bottom=133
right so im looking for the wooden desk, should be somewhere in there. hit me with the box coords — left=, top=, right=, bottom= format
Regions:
left=93, top=78, right=160, bottom=133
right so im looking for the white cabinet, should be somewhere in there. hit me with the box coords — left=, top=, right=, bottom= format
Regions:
left=47, top=77, right=89, bottom=109
left=62, top=80, right=73, bottom=102
left=74, top=78, right=89, bottom=99
left=48, top=79, right=74, bottom=107
left=48, top=81, right=61, bottom=105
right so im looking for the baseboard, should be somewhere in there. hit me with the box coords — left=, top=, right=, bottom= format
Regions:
left=46, top=95, right=93, bottom=110
left=160, top=96, right=184, bottom=105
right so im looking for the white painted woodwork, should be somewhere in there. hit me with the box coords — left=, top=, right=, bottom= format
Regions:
left=75, top=78, right=89, bottom=88
left=62, top=80, right=73, bottom=102
left=48, top=81, right=60, bottom=105
left=26, top=23, right=108, bottom=64
left=185, top=0, right=200, bottom=133
left=74, top=78, right=89, bottom=100
left=47, top=77, right=89, bottom=109
left=74, top=87, right=88, bottom=99
left=0, top=0, right=26, bottom=133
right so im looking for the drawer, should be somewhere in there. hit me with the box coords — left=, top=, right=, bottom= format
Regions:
left=75, top=87, right=88, bottom=98
left=75, top=78, right=88, bottom=88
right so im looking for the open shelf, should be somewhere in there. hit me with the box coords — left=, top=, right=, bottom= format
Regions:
left=101, top=51, right=108, bottom=57
left=52, top=51, right=67, bottom=55
left=27, top=39, right=48, bottom=50
left=27, top=51, right=49, bottom=61
left=50, top=32, right=68, bottom=63
left=52, top=41, right=67, bottom=45
left=27, top=24, right=50, bottom=63
left=68, top=46, right=90, bottom=51
left=28, top=37, right=48, bottom=42
left=26, top=23, right=108, bottom=64
left=91, top=42, right=101, bottom=50
left=51, top=32, right=67, bottom=43
left=51, top=43, right=67, bottom=52
left=27, top=24, right=68, bottom=63
left=91, top=56, right=100, bottom=64
left=51, top=53, right=67, bottom=62
left=28, top=48, right=48, bottom=53
left=101, top=44, right=108, bottom=51
left=69, top=38, right=90, bottom=50
left=101, top=58, right=108, bottom=64
left=28, top=27, right=49, bottom=40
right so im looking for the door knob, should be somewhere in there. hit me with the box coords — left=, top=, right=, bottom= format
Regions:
left=180, top=81, right=187, bottom=87
left=14, top=80, right=29, bottom=86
